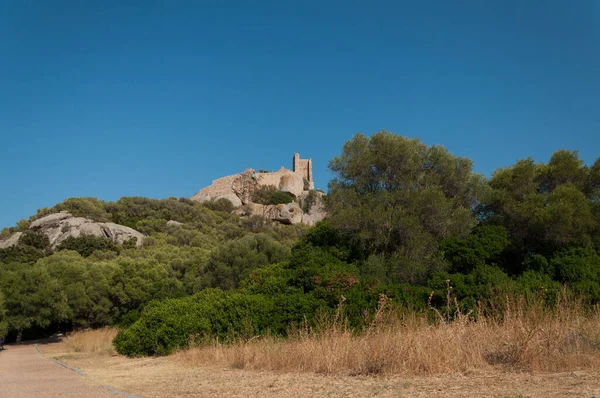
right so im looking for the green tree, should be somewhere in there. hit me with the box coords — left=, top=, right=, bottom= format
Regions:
left=588, top=158, right=600, bottom=251
left=191, top=233, right=291, bottom=291
left=109, top=257, right=183, bottom=315
left=0, top=264, right=68, bottom=342
left=0, top=291, right=8, bottom=337
left=83, top=261, right=121, bottom=326
left=327, top=131, right=483, bottom=282
left=37, top=251, right=90, bottom=325
left=482, top=150, right=597, bottom=271
left=0, top=245, right=44, bottom=264
left=18, top=231, right=50, bottom=251
left=34, top=251, right=117, bottom=328
left=537, top=150, right=588, bottom=194
left=588, top=157, right=600, bottom=197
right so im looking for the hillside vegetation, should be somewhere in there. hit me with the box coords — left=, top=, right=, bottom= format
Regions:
left=1, top=130, right=599, bottom=359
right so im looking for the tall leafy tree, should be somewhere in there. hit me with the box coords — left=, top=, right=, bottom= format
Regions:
left=0, top=264, right=68, bottom=342
left=0, top=291, right=8, bottom=337
left=327, top=131, right=484, bottom=282
left=482, top=150, right=598, bottom=273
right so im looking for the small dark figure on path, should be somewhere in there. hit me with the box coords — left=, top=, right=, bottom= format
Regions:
left=0, top=336, right=4, bottom=350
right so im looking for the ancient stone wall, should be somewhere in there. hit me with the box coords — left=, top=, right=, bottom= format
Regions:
left=292, top=153, right=314, bottom=189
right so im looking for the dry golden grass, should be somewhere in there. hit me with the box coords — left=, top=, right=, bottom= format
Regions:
left=64, top=327, right=118, bottom=356
left=47, top=293, right=600, bottom=397
left=174, top=293, right=600, bottom=376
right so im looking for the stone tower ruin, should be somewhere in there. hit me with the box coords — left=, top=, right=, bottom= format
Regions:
left=292, top=153, right=314, bottom=190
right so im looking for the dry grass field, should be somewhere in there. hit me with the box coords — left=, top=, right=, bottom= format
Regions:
left=176, top=294, right=600, bottom=376
left=40, top=294, right=600, bottom=397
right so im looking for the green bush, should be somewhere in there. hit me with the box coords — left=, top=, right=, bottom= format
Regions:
left=56, top=235, right=120, bottom=257
left=113, top=289, right=327, bottom=356
left=551, top=247, right=600, bottom=284
left=428, top=265, right=516, bottom=312
left=202, top=234, right=291, bottom=290
left=516, top=270, right=562, bottom=303
left=18, top=232, right=50, bottom=251
left=252, top=185, right=295, bottom=205
left=34, top=197, right=111, bottom=222
left=0, top=245, right=45, bottom=264
left=441, top=225, right=509, bottom=274
left=202, top=198, right=236, bottom=212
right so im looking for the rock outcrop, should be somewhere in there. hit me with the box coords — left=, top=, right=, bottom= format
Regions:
left=190, top=154, right=327, bottom=225
left=299, top=190, right=328, bottom=226
left=191, top=174, right=243, bottom=206
left=235, top=202, right=304, bottom=225
left=193, top=177, right=326, bottom=225
left=0, top=232, right=23, bottom=249
left=277, top=173, right=305, bottom=198
left=192, top=167, right=306, bottom=207
left=0, top=211, right=145, bottom=250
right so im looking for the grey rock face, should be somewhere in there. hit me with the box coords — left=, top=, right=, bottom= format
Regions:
left=0, top=232, right=23, bottom=249
left=278, top=173, right=305, bottom=198
left=29, top=211, right=73, bottom=230
left=244, top=202, right=304, bottom=225
left=191, top=175, right=243, bottom=206
left=299, top=191, right=328, bottom=226
left=0, top=211, right=144, bottom=250
left=192, top=167, right=307, bottom=208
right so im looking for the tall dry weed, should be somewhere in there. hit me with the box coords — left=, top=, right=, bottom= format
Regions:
left=174, top=289, right=600, bottom=376
left=65, top=327, right=118, bottom=356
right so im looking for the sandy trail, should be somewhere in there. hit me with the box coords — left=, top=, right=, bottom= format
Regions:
left=0, top=343, right=121, bottom=398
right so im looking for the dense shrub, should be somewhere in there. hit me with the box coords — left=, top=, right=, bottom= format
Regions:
left=113, top=289, right=327, bottom=356
left=202, top=198, right=236, bottom=213
left=34, top=197, right=111, bottom=222
left=197, top=234, right=291, bottom=290
left=251, top=185, right=295, bottom=205
left=18, top=231, right=50, bottom=251
left=441, top=225, right=509, bottom=274
left=550, top=247, right=600, bottom=302
left=56, top=235, right=120, bottom=257
left=0, top=245, right=45, bottom=264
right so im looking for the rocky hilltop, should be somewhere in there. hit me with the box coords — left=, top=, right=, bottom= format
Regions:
left=0, top=211, right=144, bottom=249
left=190, top=154, right=327, bottom=225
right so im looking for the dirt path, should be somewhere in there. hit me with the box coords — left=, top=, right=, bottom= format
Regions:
left=0, top=344, right=124, bottom=398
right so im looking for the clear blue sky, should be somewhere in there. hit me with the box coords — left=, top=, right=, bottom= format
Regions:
left=1, top=1, right=598, bottom=228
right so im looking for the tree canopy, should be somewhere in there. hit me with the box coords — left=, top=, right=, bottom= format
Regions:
left=326, top=130, right=484, bottom=282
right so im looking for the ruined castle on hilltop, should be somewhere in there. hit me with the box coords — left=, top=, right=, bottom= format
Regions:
left=292, top=153, right=314, bottom=190
left=190, top=152, right=325, bottom=225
